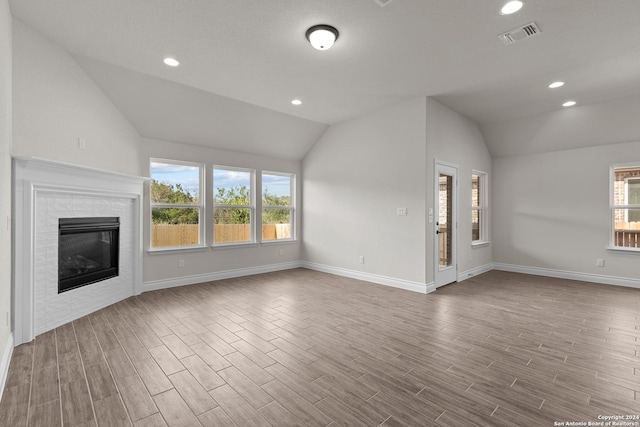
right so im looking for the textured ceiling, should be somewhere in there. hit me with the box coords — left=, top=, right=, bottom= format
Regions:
left=9, top=0, right=640, bottom=158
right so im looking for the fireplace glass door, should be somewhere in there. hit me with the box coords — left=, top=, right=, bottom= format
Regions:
left=58, top=217, right=120, bottom=293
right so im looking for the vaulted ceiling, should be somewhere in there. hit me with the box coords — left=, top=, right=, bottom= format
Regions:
left=9, top=0, right=640, bottom=159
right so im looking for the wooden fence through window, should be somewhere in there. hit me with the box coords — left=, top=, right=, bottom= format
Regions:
left=152, top=224, right=290, bottom=247
left=615, top=230, right=640, bottom=248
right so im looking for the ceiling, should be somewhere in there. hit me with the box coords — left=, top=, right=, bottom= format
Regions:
left=9, top=0, right=640, bottom=159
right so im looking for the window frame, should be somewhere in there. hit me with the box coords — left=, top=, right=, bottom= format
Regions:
left=261, top=171, right=296, bottom=243
left=610, top=163, right=640, bottom=252
left=149, top=158, right=205, bottom=251
left=212, top=165, right=256, bottom=247
left=471, top=170, right=489, bottom=247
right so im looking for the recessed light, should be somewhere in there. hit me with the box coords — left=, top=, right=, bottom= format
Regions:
left=291, top=99, right=302, bottom=106
left=562, top=101, right=577, bottom=107
left=548, top=81, right=565, bottom=89
left=163, top=57, right=180, bottom=67
left=500, top=0, right=524, bottom=15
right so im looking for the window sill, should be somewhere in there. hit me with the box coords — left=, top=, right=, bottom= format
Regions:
left=607, top=246, right=640, bottom=254
left=212, top=240, right=298, bottom=249
left=472, top=241, right=491, bottom=248
left=212, top=242, right=259, bottom=250
left=261, top=239, right=298, bottom=246
left=147, top=246, right=208, bottom=255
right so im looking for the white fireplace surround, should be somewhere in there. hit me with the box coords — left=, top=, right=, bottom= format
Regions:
left=13, top=157, right=146, bottom=345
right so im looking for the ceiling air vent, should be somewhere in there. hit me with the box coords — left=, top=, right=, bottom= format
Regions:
left=373, top=0, right=395, bottom=7
left=498, top=22, right=541, bottom=45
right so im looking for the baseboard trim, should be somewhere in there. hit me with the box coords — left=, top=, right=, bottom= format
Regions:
left=302, top=262, right=434, bottom=294
left=0, top=332, right=14, bottom=403
left=143, top=259, right=638, bottom=297
left=143, top=261, right=304, bottom=292
left=493, top=263, right=640, bottom=289
left=457, top=263, right=494, bottom=283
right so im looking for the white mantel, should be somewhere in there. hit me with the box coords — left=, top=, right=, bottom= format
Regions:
left=13, top=157, right=147, bottom=345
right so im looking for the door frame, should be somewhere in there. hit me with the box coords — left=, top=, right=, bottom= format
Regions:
left=434, top=160, right=458, bottom=288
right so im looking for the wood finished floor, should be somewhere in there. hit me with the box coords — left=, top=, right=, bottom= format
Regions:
left=1, top=269, right=640, bottom=426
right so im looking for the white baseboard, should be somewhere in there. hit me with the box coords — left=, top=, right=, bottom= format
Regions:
left=493, top=263, right=640, bottom=289
left=143, top=258, right=638, bottom=299
left=302, top=262, right=435, bottom=294
left=0, top=333, right=14, bottom=403
left=143, top=261, right=304, bottom=292
left=457, top=263, right=494, bottom=283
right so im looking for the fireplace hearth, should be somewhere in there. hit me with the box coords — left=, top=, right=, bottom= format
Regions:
left=58, top=217, right=120, bottom=293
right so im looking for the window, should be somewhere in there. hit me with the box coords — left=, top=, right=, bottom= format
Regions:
left=262, top=172, right=294, bottom=241
left=612, top=164, right=640, bottom=250
left=471, top=171, right=488, bottom=244
left=213, top=167, right=254, bottom=245
left=150, top=159, right=203, bottom=248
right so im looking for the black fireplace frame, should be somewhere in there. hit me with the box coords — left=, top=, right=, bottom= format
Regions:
left=58, top=217, right=120, bottom=293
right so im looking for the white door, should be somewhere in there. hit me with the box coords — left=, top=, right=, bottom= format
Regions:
left=435, top=161, right=458, bottom=287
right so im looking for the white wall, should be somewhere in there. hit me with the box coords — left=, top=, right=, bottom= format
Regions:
left=493, top=140, right=640, bottom=283
left=481, top=94, right=640, bottom=158
left=0, top=0, right=13, bottom=393
left=302, top=98, right=428, bottom=287
left=12, top=19, right=140, bottom=175
left=426, top=99, right=493, bottom=282
left=140, top=137, right=302, bottom=286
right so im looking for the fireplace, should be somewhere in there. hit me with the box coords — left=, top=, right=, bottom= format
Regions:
left=14, top=157, right=146, bottom=344
left=58, top=217, right=120, bottom=293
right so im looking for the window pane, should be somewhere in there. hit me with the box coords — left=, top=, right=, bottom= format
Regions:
left=614, top=209, right=640, bottom=248
left=214, top=169, right=251, bottom=205
left=262, top=209, right=291, bottom=240
left=151, top=208, right=199, bottom=247
left=472, top=175, right=480, bottom=208
left=151, top=162, right=200, bottom=204
left=629, top=178, right=640, bottom=205
left=214, top=208, right=251, bottom=244
left=472, top=209, right=480, bottom=241
left=262, top=174, right=292, bottom=206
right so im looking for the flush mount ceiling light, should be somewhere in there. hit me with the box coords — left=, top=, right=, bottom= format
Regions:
left=305, top=25, right=339, bottom=50
left=500, top=0, right=524, bottom=15
left=548, top=81, right=565, bottom=89
left=562, top=100, right=577, bottom=107
left=163, top=57, right=180, bottom=67
left=291, top=99, right=302, bottom=106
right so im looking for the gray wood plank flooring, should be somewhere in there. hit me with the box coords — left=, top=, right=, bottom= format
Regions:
left=1, top=269, right=639, bottom=426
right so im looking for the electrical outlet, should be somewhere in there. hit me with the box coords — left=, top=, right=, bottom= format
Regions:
left=359, top=256, right=364, bottom=264
left=279, top=249, right=284, bottom=256
left=78, top=137, right=87, bottom=150
left=178, top=259, right=185, bottom=268
left=596, top=259, right=604, bottom=267
left=396, top=207, right=408, bottom=216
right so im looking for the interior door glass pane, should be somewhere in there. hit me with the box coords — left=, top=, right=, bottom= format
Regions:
left=439, top=174, right=453, bottom=268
